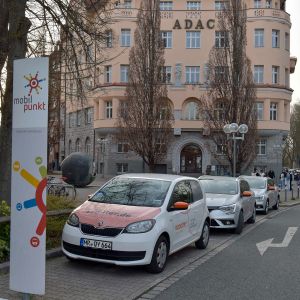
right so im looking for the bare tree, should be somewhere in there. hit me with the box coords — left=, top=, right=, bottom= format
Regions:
left=200, top=0, right=257, bottom=175
left=283, top=103, right=300, bottom=168
left=117, top=0, right=173, bottom=172
left=0, top=0, right=112, bottom=203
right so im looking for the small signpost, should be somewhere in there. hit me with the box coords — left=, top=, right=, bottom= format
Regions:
left=10, top=57, right=49, bottom=295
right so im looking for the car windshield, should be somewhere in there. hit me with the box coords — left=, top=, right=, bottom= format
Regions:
left=244, top=178, right=266, bottom=189
left=89, top=178, right=171, bottom=207
left=200, top=179, right=238, bottom=195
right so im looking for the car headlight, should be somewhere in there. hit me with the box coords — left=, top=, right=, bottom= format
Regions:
left=125, top=220, right=156, bottom=233
left=219, top=204, right=236, bottom=214
left=67, top=213, right=79, bottom=227
left=256, top=196, right=264, bottom=202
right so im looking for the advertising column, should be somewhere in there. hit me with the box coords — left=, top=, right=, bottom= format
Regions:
left=10, top=57, right=49, bottom=295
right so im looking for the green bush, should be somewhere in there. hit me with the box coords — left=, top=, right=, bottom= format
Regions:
left=0, top=200, right=10, bottom=263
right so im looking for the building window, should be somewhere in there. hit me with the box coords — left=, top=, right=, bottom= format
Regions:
left=266, top=0, right=272, bottom=8
left=117, top=143, right=129, bottom=153
left=85, top=107, right=93, bottom=124
left=272, top=66, right=279, bottom=84
left=254, top=0, right=262, bottom=8
left=254, top=29, right=264, bottom=48
left=68, top=140, right=72, bottom=154
left=215, top=66, right=229, bottom=82
left=117, top=163, right=128, bottom=173
left=85, top=137, right=91, bottom=154
left=105, top=65, right=112, bottom=83
left=186, top=31, right=200, bottom=48
left=106, top=101, right=113, bottom=119
left=270, top=102, right=277, bottom=120
left=272, top=30, right=280, bottom=48
left=76, top=111, right=81, bottom=126
left=256, top=102, right=264, bottom=120
left=254, top=65, right=264, bottom=84
left=124, top=0, right=132, bottom=8
left=160, top=1, right=173, bottom=10
left=285, top=32, right=290, bottom=51
left=214, top=102, right=225, bottom=120
left=185, top=101, right=200, bottom=120
left=121, top=29, right=131, bottom=47
left=75, top=138, right=81, bottom=152
left=186, top=66, right=200, bottom=84
left=106, top=30, right=113, bottom=48
left=187, top=1, right=201, bottom=10
left=120, top=65, right=129, bottom=83
left=215, top=31, right=228, bottom=48
left=215, top=1, right=228, bottom=10
left=256, top=139, right=266, bottom=155
left=161, top=31, right=172, bottom=48
left=216, top=138, right=226, bottom=154
left=161, top=66, right=172, bottom=83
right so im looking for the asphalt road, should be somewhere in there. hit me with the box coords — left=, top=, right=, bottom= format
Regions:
left=154, top=206, right=300, bottom=300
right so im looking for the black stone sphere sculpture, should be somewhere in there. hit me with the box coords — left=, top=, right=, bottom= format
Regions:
left=61, top=152, right=96, bottom=187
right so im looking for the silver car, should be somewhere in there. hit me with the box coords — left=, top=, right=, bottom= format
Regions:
left=239, top=176, right=279, bottom=215
left=198, top=176, right=256, bottom=234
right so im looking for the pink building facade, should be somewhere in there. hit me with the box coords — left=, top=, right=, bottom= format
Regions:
left=64, top=0, right=296, bottom=179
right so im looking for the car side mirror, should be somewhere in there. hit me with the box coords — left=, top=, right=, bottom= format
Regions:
left=242, top=191, right=252, bottom=197
left=171, top=201, right=189, bottom=210
left=267, top=185, right=275, bottom=191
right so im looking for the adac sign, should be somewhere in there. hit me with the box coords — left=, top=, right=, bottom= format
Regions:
left=173, top=19, right=215, bottom=30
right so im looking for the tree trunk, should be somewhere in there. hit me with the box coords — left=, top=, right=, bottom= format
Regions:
left=0, top=0, right=30, bottom=204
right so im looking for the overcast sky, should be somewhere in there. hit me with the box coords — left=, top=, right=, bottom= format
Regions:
left=286, top=0, right=300, bottom=104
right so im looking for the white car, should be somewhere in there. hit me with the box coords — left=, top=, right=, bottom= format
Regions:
left=198, top=176, right=256, bottom=234
left=239, top=176, right=279, bottom=214
left=62, top=174, right=210, bottom=273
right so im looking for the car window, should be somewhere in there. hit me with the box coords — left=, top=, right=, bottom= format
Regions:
left=170, top=181, right=193, bottom=205
left=240, top=180, right=249, bottom=193
left=190, top=180, right=203, bottom=201
left=89, top=178, right=171, bottom=207
left=243, top=177, right=266, bottom=189
left=200, top=179, right=238, bottom=195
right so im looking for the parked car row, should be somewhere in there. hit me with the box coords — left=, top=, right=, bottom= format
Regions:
left=61, top=173, right=280, bottom=273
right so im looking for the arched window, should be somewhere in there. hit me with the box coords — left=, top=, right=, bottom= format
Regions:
left=68, top=140, right=72, bottom=155
left=75, top=138, right=81, bottom=152
left=85, top=137, right=91, bottom=154
left=185, top=101, right=200, bottom=120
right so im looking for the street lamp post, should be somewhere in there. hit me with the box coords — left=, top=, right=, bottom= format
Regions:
left=223, top=123, right=248, bottom=177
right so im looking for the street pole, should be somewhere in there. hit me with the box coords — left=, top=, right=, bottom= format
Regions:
left=233, top=134, right=236, bottom=177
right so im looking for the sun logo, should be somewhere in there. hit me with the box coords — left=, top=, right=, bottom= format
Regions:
left=13, top=157, right=47, bottom=248
left=24, top=71, right=46, bottom=97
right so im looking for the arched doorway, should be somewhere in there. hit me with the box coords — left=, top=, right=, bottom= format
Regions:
left=180, top=144, right=202, bottom=173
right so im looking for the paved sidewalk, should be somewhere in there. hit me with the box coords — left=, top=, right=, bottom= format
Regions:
left=279, top=184, right=300, bottom=206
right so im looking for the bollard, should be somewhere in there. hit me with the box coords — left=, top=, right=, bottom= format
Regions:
left=298, top=187, right=300, bottom=199
left=291, top=188, right=294, bottom=200
left=285, top=188, right=287, bottom=202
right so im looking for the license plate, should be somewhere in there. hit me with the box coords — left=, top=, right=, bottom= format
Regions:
left=80, top=238, right=112, bottom=250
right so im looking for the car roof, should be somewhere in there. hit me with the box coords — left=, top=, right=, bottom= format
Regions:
left=198, top=175, right=239, bottom=181
left=115, top=173, right=198, bottom=182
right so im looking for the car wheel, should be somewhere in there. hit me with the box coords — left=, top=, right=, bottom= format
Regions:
left=195, top=221, right=210, bottom=249
left=234, top=211, right=244, bottom=234
left=272, top=198, right=279, bottom=210
left=248, top=206, right=256, bottom=224
left=263, top=200, right=269, bottom=215
left=146, top=235, right=169, bottom=273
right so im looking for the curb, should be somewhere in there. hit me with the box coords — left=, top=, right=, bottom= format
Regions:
left=0, top=247, right=62, bottom=275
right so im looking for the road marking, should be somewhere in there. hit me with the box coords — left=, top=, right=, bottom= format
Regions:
left=256, top=227, right=298, bottom=256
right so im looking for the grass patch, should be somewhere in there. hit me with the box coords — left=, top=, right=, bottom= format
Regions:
left=46, top=215, right=69, bottom=250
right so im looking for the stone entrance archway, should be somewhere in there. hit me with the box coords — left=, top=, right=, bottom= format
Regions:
left=180, top=144, right=202, bottom=173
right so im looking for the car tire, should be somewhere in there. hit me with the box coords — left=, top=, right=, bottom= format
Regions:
left=146, top=235, right=169, bottom=273
left=272, top=198, right=279, bottom=210
left=195, top=221, right=210, bottom=249
left=234, top=211, right=244, bottom=234
left=263, top=200, right=269, bottom=215
left=248, top=206, right=256, bottom=224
